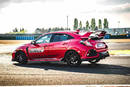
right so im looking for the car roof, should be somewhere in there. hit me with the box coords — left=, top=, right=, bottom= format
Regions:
left=44, top=31, right=81, bottom=39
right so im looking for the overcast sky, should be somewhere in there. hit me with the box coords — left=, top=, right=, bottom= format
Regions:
left=0, top=0, right=130, bottom=33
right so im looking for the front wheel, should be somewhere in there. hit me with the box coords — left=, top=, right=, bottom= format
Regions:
left=16, top=52, right=28, bottom=64
left=65, top=51, right=82, bottom=66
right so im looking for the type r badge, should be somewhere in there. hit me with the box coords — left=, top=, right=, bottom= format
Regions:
left=29, top=47, right=44, bottom=53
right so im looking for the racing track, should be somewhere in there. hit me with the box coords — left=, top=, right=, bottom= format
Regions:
left=0, top=40, right=130, bottom=85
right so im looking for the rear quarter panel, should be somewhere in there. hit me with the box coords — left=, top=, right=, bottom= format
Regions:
left=67, top=39, right=94, bottom=58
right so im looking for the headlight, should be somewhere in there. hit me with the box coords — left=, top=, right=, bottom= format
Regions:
left=95, top=43, right=105, bottom=48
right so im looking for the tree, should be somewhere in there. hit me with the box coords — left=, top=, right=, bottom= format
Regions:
left=95, top=26, right=98, bottom=30
left=48, top=28, right=51, bottom=32
left=13, top=28, right=18, bottom=32
left=103, top=18, right=109, bottom=28
left=41, top=28, right=45, bottom=33
left=91, top=18, right=96, bottom=31
left=35, top=28, right=41, bottom=34
left=98, top=19, right=102, bottom=29
left=73, top=18, right=78, bottom=30
left=86, top=20, right=89, bottom=31
left=79, top=21, right=82, bottom=30
left=20, top=28, right=25, bottom=32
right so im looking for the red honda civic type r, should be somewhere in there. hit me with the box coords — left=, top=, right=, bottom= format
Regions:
left=12, top=30, right=109, bottom=66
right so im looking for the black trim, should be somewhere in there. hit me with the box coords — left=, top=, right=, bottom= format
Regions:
left=12, top=58, right=16, bottom=61
left=87, top=49, right=97, bottom=57
left=81, top=57, right=99, bottom=61
left=26, top=47, right=29, bottom=56
left=99, top=51, right=109, bottom=59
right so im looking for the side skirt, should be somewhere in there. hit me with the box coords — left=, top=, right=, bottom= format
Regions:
left=29, top=58, right=63, bottom=62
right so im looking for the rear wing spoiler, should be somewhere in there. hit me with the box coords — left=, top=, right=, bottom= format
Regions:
left=80, top=30, right=106, bottom=40
left=92, top=30, right=106, bottom=38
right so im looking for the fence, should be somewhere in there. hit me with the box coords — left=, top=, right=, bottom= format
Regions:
left=16, top=36, right=35, bottom=40
left=0, top=34, right=41, bottom=40
left=104, top=34, right=130, bottom=39
left=0, top=33, right=130, bottom=40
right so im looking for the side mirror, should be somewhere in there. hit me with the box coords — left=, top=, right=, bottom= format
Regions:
left=31, top=41, right=36, bottom=45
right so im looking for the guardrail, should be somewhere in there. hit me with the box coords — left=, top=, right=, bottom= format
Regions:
left=104, top=34, right=130, bottom=39
left=16, top=36, right=35, bottom=40
left=0, top=34, right=41, bottom=40
left=0, top=34, right=130, bottom=40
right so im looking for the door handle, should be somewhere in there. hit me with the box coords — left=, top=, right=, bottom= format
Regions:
left=44, top=45, right=48, bottom=47
left=44, top=44, right=53, bottom=47
left=62, top=43, right=68, bottom=45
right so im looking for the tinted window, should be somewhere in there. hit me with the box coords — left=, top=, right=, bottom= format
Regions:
left=68, top=35, right=74, bottom=39
left=36, top=34, right=52, bottom=44
left=51, top=34, right=74, bottom=42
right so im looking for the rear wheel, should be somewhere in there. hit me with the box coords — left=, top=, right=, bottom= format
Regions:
left=65, top=51, right=81, bottom=66
left=16, top=52, right=28, bottom=64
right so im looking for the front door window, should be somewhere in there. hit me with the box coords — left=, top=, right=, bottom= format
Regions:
left=36, top=34, right=52, bottom=44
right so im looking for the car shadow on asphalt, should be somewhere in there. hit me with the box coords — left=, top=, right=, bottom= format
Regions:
left=13, top=62, right=130, bottom=76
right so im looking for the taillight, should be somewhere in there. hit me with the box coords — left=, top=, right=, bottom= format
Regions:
left=95, top=43, right=106, bottom=48
left=80, top=40, right=93, bottom=46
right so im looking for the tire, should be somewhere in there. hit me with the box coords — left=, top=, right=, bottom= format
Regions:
left=88, top=59, right=100, bottom=64
left=16, top=52, right=28, bottom=64
left=65, top=51, right=82, bottom=66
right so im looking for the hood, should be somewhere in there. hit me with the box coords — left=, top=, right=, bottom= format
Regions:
left=16, top=43, right=31, bottom=50
left=23, top=43, right=31, bottom=46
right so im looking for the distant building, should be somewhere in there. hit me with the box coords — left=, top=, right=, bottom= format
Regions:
left=103, top=28, right=130, bottom=35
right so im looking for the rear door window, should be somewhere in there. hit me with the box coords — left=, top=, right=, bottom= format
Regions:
left=51, top=34, right=73, bottom=42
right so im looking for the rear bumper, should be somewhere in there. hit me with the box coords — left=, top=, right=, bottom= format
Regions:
left=81, top=51, right=109, bottom=61
left=81, top=56, right=99, bottom=61
left=99, top=51, right=109, bottom=59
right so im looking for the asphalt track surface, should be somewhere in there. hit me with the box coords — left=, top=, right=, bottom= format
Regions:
left=107, top=42, right=130, bottom=50
left=0, top=40, right=130, bottom=85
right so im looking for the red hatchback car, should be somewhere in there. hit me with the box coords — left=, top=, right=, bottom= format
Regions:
left=12, top=30, right=109, bottom=66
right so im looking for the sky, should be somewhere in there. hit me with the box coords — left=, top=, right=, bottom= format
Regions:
left=0, top=0, right=130, bottom=33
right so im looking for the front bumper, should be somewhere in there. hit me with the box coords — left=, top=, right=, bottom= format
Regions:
left=12, top=51, right=16, bottom=61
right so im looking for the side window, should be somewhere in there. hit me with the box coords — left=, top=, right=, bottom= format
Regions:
left=51, top=34, right=74, bottom=42
left=60, top=34, right=68, bottom=41
left=36, top=34, right=52, bottom=44
left=51, top=35, right=61, bottom=42
left=68, top=35, right=74, bottom=39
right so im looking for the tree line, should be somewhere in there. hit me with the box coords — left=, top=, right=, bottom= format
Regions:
left=9, top=28, right=27, bottom=34
left=35, top=27, right=71, bottom=34
left=10, top=18, right=109, bottom=34
left=74, top=18, right=109, bottom=31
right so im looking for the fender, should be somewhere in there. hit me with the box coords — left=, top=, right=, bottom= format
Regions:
left=15, top=46, right=30, bottom=58
left=67, top=47, right=86, bottom=58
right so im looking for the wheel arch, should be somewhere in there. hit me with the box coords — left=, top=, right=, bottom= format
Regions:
left=63, top=49, right=82, bottom=66
left=65, top=49, right=79, bottom=56
left=15, top=50, right=25, bottom=54
left=65, top=47, right=82, bottom=57
left=15, top=50, right=26, bottom=60
left=62, top=49, right=81, bottom=62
